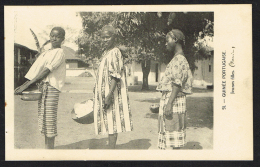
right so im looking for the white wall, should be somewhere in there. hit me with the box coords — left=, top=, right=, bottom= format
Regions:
left=133, top=62, right=143, bottom=84
left=149, top=60, right=156, bottom=83
left=126, top=61, right=167, bottom=85
left=127, top=56, right=214, bottom=88
left=66, top=68, right=86, bottom=77
left=193, top=56, right=214, bottom=88
left=125, top=64, right=135, bottom=86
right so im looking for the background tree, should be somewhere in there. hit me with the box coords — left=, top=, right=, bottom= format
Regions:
left=164, top=12, right=214, bottom=69
left=115, top=12, right=168, bottom=90
left=76, top=12, right=214, bottom=90
left=76, top=12, right=117, bottom=59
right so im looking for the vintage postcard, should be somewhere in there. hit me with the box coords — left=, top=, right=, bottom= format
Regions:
left=5, top=5, right=252, bottom=160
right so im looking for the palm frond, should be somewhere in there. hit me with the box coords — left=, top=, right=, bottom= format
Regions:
left=29, top=28, right=41, bottom=52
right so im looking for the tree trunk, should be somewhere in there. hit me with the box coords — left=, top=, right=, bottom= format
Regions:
left=141, top=60, right=151, bottom=90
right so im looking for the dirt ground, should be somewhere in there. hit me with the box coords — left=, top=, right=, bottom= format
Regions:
left=14, top=76, right=213, bottom=150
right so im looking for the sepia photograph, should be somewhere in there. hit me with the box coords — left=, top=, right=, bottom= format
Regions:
left=5, top=5, right=252, bottom=160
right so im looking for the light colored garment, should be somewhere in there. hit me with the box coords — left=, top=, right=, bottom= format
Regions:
left=25, top=48, right=66, bottom=91
left=38, top=82, right=60, bottom=138
left=93, top=47, right=133, bottom=135
left=156, top=54, right=192, bottom=149
left=158, top=92, right=186, bottom=149
left=156, top=54, right=192, bottom=95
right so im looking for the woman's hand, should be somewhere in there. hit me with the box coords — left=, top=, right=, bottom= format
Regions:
left=14, top=83, right=29, bottom=95
left=164, top=101, right=173, bottom=117
left=104, top=93, right=113, bottom=109
left=164, top=84, right=181, bottom=118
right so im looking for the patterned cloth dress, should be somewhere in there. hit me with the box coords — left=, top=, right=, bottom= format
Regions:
left=93, top=47, right=133, bottom=135
left=38, top=82, right=60, bottom=138
left=156, top=54, right=193, bottom=149
left=25, top=48, right=66, bottom=137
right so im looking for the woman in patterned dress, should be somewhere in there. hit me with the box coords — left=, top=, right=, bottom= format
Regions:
left=93, top=25, right=133, bottom=149
left=14, top=27, right=66, bottom=149
left=156, top=29, right=193, bottom=149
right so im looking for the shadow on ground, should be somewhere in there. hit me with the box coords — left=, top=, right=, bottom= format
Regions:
left=128, top=85, right=157, bottom=93
left=137, top=98, right=160, bottom=103
left=141, top=97, right=213, bottom=129
left=191, top=88, right=213, bottom=93
left=55, top=138, right=151, bottom=150
left=145, top=113, right=159, bottom=119
left=128, top=84, right=213, bottom=94
left=182, top=142, right=203, bottom=149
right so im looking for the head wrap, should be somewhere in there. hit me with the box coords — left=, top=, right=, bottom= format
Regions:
left=167, top=29, right=185, bottom=45
left=101, top=25, right=116, bottom=36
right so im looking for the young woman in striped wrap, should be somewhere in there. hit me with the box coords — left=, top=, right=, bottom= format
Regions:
left=156, top=29, right=193, bottom=149
left=14, top=27, right=66, bottom=149
left=93, top=25, right=133, bottom=149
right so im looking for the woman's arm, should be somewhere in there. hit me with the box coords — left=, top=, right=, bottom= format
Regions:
left=165, top=84, right=181, bottom=116
left=109, top=77, right=119, bottom=95
left=104, top=48, right=123, bottom=109
left=168, top=84, right=181, bottom=104
left=14, top=67, right=50, bottom=95
left=14, top=80, right=30, bottom=92
left=104, top=77, right=119, bottom=109
left=27, top=67, right=50, bottom=86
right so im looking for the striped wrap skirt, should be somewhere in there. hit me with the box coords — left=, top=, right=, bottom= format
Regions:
left=38, top=82, right=60, bottom=138
left=158, top=91, right=187, bottom=149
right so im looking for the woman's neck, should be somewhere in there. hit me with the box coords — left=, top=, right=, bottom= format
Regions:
left=52, top=46, right=61, bottom=49
left=173, top=44, right=183, bottom=56
left=104, top=45, right=116, bottom=52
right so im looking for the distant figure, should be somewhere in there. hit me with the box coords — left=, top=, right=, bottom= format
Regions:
left=93, top=25, right=133, bottom=149
left=15, top=27, right=66, bottom=149
left=156, top=29, right=193, bottom=149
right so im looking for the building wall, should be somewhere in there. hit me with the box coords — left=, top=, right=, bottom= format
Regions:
left=193, top=56, right=214, bottom=88
left=66, top=68, right=86, bottom=77
left=66, top=62, right=78, bottom=69
left=126, top=61, right=167, bottom=86
left=133, top=61, right=143, bottom=84
left=125, top=64, right=135, bottom=86
left=125, top=57, right=213, bottom=88
left=149, top=61, right=157, bottom=83
left=14, top=45, right=38, bottom=88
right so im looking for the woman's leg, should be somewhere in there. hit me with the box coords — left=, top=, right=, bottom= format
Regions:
left=108, top=133, right=118, bottom=149
left=45, top=136, right=55, bottom=149
left=41, top=85, right=59, bottom=149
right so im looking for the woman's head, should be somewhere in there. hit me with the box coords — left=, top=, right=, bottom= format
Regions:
left=166, top=29, right=185, bottom=51
left=50, top=27, right=65, bottom=48
left=101, top=25, right=117, bottom=50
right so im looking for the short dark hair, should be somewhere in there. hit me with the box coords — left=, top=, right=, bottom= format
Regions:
left=51, top=27, right=65, bottom=38
left=101, top=25, right=117, bottom=36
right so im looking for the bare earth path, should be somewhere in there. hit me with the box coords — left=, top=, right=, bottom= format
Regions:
left=14, top=77, right=213, bottom=150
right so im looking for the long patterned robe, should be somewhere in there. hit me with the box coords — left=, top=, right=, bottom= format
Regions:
left=93, top=47, right=133, bottom=135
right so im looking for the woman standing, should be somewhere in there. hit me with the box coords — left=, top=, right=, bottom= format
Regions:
left=93, top=25, right=133, bottom=149
left=156, top=29, right=193, bottom=150
left=14, top=27, right=66, bottom=149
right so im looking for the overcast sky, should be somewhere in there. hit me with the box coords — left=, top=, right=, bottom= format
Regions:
left=14, top=8, right=82, bottom=51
